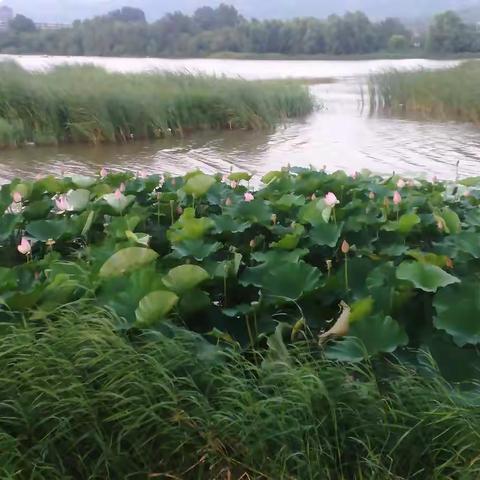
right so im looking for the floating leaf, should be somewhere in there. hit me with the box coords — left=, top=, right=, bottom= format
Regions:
left=99, top=247, right=159, bottom=278
left=135, top=290, right=179, bottom=327
left=102, top=192, right=135, bottom=215
left=171, top=239, right=221, bottom=260
left=66, top=189, right=90, bottom=212
left=168, top=208, right=214, bottom=243
left=396, top=261, right=460, bottom=293
left=163, top=265, right=210, bottom=294
left=71, top=175, right=96, bottom=188
left=26, top=219, right=69, bottom=241
left=228, top=172, right=252, bottom=182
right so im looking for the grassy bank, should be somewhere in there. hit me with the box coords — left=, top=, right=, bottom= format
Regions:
left=0, top=63, right=313, bottom=148
left=369, top=61, right=480, bottom=123
left=1, top=306, right=480, bottom=479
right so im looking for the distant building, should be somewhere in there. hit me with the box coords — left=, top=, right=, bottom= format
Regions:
left=0, top=5, right=13, bottom=30
left=0, top=5, right=13, bottom=23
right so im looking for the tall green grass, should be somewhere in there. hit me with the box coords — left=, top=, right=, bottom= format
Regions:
left=0, top=62, right=313, bottom=148
left=369, top=61, right=480, bottom=123
left=1, top=305, right=480, bottom=479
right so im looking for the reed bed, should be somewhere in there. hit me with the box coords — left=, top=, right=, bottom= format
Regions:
left=1, top=305, right=480, bottom=479
left=0, top=62, right=313, bottom=148
left=369, top=61, right=480, bottom=123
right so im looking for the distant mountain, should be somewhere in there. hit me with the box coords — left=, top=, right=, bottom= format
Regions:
left=3, top=0, right=480, bottom=24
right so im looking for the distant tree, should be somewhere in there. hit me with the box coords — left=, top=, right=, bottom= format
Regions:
left=108, top=7, right=146, bottom=23
left=427, top=11, right=470, bottom=52
left=193, top=4, right=242, bottom=30
left=9, top=14, right=36, bottom=33
left=388, top=34, right=410, bottom=51
left=376, top=18, right=411, bottom=49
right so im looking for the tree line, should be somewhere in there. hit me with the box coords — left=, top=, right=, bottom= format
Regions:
left=0, top=5, right=479, bottom=57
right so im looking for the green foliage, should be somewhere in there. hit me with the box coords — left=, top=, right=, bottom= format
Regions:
left=1, top=168, right=480, bottom=380
left=370, top=62, right=480, bottom=124
left=0, top=64, right=313, bottom=148
left=0, top=308, right=480, bottom=479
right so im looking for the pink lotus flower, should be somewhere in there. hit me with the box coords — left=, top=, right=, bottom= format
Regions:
left=17, top=237, right=31, bottom=255
left=244, top=192, right=254, bottom=202
left=341, top=240, right=350, bottom=254
left=393, top=191, right=402, bottom=205
left=222, top=174, right=229, bottom=183
left=100, top=167, right=108, bottom=178
left=12, top=191, right=22, bottom=203
left=351, top=171, right=358, bottom=179
left=55, top=195, right=70, bottom=213
left=114, top=189, right=122, bottom=200
left=138, top=170, right=147, bottom=179
left=119, top=182, right=126, bottom=193
left=324, top=192, right=339, bottom=207
left=396, top=179, right=406, bottom=189
left=230, top=181, right=238, bottom=189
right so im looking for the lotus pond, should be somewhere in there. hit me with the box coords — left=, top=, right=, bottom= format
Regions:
left=1, top=168, right=480, bottom=382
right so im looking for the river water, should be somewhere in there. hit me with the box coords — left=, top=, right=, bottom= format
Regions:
left=0, top=55, right=478, bottom=182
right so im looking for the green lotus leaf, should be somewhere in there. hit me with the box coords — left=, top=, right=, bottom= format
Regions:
left=252, top=248, right=309, bottom=264
left=135, top=290, right=179, bottom=327
left=99, top=247, right=159, bottom=278
left=26, top=219, right=69, bottom=241
left=325, top=315, right=408, bottom=361
left=274, top=194, right=305, bottom=210
left=383, top=213, right=420, bottom=234
left=439, top=207, right=461, bottom=234
left=298, top=199, right=332, bottom=226
left=0, top=267, right=17, bottom=293
left=66, top=189, right=90, bottom=212
left=125, top=230, right=151, bottom=247
left=349, top=297, right=375, bottom=324
left=310, top=223, right=342, bottom=247
left=0, top=214, right=21, bottom=241
left=464, top=209, right=480, bottom=227
left=211, top=214, right=250, bottom=234
left=183, top=173, right=215, bottom=197
left=261, top=171, right=283, bottom=184
left=163, top=265, right=210, bottom=294
left=23, top=199, right=53, bottom=221
left=240, top=261, right=321, bottom=300
left=396, top=261, right=460, bottom=293
left=33, top=176, right=65, bottom=194
left=228, top=172, right=252, bottom=182
left=71, top=175, right=96, bottom=188
left=407, top=250, right=450, bottom=267
left=232, top=199, right=272, bottom=224
left=271, top=233, right=300, bottom=250
left=434, top=283, right=480, bottom=346
left=168, top=208, right=215, bottom=243
left=179, top=289, right=211, bottom=315
left=171, top=239, right=222, bottom=261
left=102, top=192, right=135, bottom=215
left=454, top=232, right=480, bottom=258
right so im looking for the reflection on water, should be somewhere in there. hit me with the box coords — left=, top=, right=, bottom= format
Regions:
left=0, top=55, right=478, bottom=183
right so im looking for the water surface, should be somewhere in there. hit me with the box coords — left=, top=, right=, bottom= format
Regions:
left=0, top=55, right=477, bottom=182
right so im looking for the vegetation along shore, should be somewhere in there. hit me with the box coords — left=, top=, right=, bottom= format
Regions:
left=0, top=63, right=313, bottom=148
left=2, top=167, right=480, bottom=477
left=370, top=61, right=480, bottom=124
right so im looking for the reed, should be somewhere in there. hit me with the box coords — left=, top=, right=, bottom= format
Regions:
left=1, top=305, right=480, bottom=479
left=0, top=62, right=314, bottom=148
left=369, top=61, right=480, bottom=124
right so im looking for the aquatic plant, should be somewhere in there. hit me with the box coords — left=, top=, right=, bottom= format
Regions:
left=0, top=63, right=314, bottom=148
left=369, top=61, right=480, bottom=123
left=1, top=168, right=480, bottom=382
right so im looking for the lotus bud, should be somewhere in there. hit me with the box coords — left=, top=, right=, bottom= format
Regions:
left=244, top=192, right=254, bottom=202
left=100, top=167, right=108, bottom=178
left=119, top=182, right=126, bottom=193
left=341, top=240, right=350, bottom=254
left=271, top=213, right=277, bottom=225
left=368, top=191, right=375, bottom=200
left=12, top=191, right=22, bottom=203
left=396, top=179, right=406, bottom=189
left=324, top=192, right=339, bottom=207
left=446, top=257, right=454, bottom=269
left=249, top=239, right=256, bottom=249
left=176, top=206, right=183, bottom=215
left=225, top=197, right=233, bottom=207
left=230, top=181, right=238, bottom=189
left=311, top=193, right=317, bottom=201
left=17, top=237, right=31, bottom=256
left=393, top=191, right=402, bottom=205
left=114, top=189, right=122, bottom=200
left=326, top=259, right=332, bottom=271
